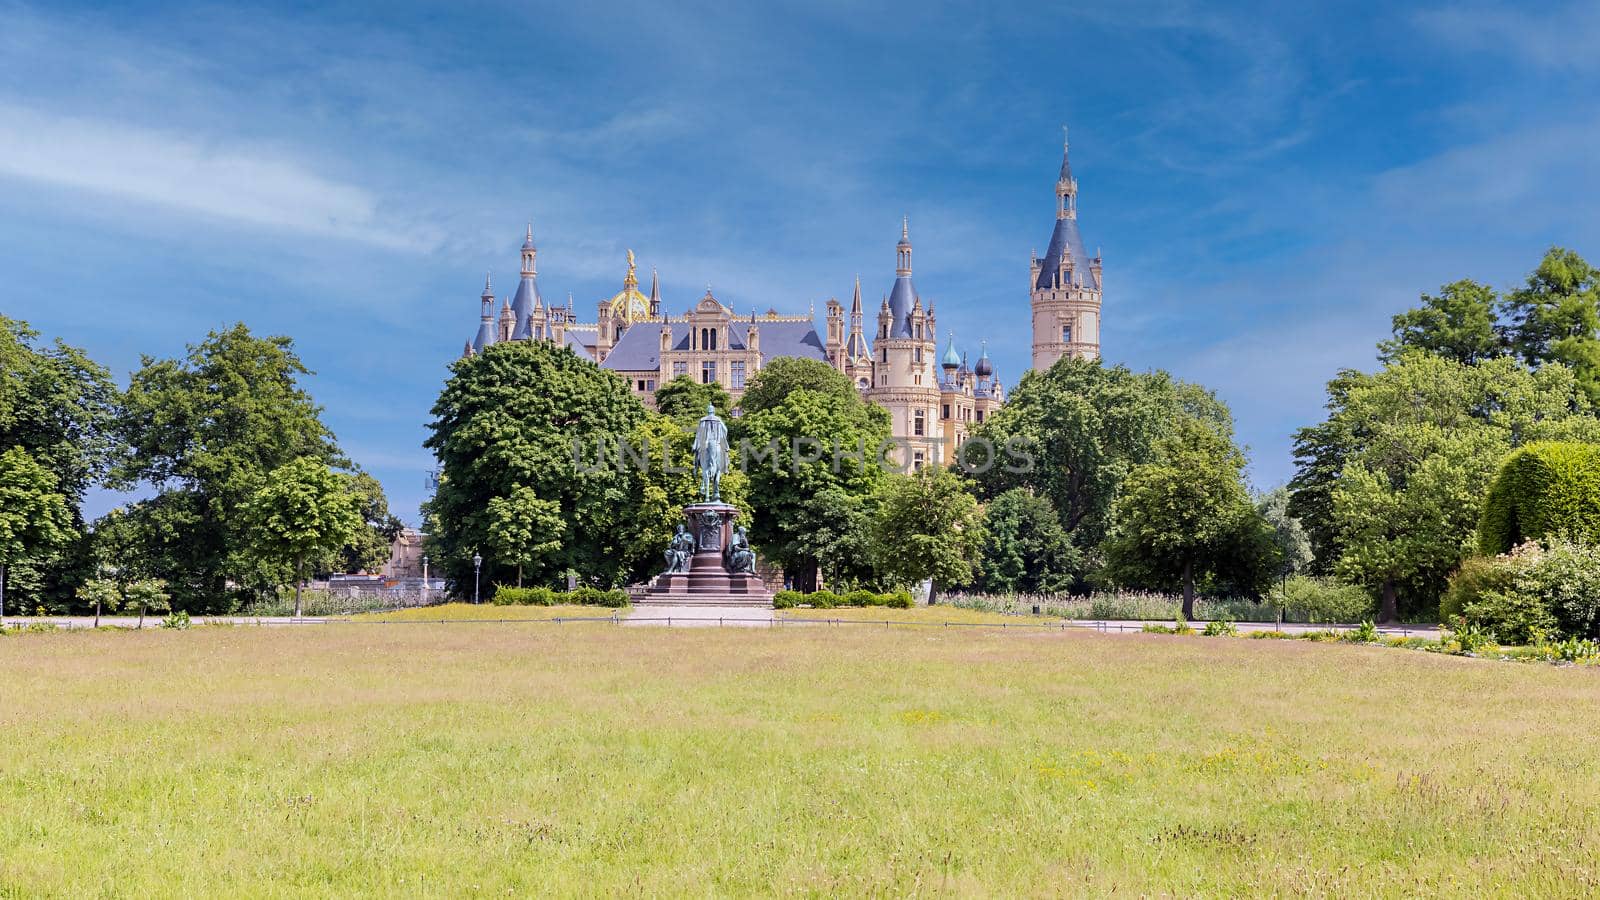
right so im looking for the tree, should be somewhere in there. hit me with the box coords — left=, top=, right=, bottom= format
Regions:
left=0, top=446, right=72, bottom=624
left=736, top=362, right=890, bottom=591
left=869, top=467, right=982, bottom=604
left=1477, top=442, right=1600, bottom=556
left=972, top=488, right=1079, bottom=594
left=112, top=324, right=346, bottom=611
left=1256, top=486, right=1312, bottom=587
left=425, top=340, right=650, bottom=591
left=969, top=358, right=1231, bottom=577
left=124, top=578, right=170, bottom=630
left=1378, top=280, right=1504, bottom=365
left=654, top=376, right=733, bottom=424
left=336, top=471, right=404, bottom=575
left=1503, top=248, right=1600, bottom=401
left=76, top=576, right=121, bottom=628
left=241, top=457, right=363, bottom=617
left=0, top=316, right=119, bottom=611
left=1102, top=418, right=1274, bottom=617
left=484, top=485, right=565, bottom=588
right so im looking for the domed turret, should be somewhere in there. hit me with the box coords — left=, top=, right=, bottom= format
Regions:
left=942, top=334, right=961, bottom=370
left=974, top=341, right=994, bottom=378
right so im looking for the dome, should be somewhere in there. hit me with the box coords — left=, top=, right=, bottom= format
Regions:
left=942, top=336, right=961, bottom=368
left=974, top=342, right=994, bottom=378
left=607, top=249, right=650, bottom=324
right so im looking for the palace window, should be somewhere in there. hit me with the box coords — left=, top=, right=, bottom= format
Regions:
left=730, top=360, right=746, bottom=390
left=914, top=347, right=922, bottom=363
left=912, top=451, right=925, bottom=470
left=636, top=379, right=646, bottom=391
left=701, top=360, right=718, bottom=384
left=976, top=409, right=984, bottom=423
left=1062, top=324, right=1073, bottom=343
left=645, top=379, right=656, bottom=391
left=942, top=403, right=950, bottom=419
left=913, top=410, right=925, bottom=437
left=672, top=361, right=688, bottom=378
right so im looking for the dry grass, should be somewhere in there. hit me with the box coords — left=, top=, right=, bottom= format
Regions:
left=3, top=623, right=1599, bottom=895
left=352, top=602, right=618, bottom=622
left=776, top=604, right=1056, bottom=625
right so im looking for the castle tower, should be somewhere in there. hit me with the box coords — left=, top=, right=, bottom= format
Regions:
left=1031, top=129, right=1102, bottom=370
left=472, top=273, right=498, bottom=353
left=867, top=219, right=942, bottom=469
left=511, top=225, right=542, bottom=340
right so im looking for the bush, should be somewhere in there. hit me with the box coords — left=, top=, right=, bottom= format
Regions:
left=885, top=591, right=913, bottom=609
left=1344, top=620, right=1379, bottom=644
left=773, top=589, right=913, bottom=610
left=1202, top=619, right=1237, bottom=637
left=1451, top=538, right=1600, bottom=642
left=1478, top=442, right=1600, bottom=555
left=493, top=586, right=557, bottom=606
left=1441, top=555, right=1518, bottom=622
left=772, top=590, right=803, bottom=609
left=1516, top=537, right=1600, bottom=640
left=491, top=586, right=627, bottom=608
left=1277, top=576, right=1374, bottom=623
left=160, top=610, right=192, bottom=630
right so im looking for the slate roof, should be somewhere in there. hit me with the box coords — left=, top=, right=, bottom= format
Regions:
left=886, top=275, right=918, bottom=338
left=510, top=274, right=541, bottom=340
left=1036, top=215, right=1093, bottom=291
left=600, top=319, right=828, bottom=372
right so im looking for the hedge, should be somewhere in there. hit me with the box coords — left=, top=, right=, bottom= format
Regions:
left=1478, top=442, right=1600, bottom=555
left=491, top=586, right=629, bottom=607
left=772, top=589, right=913, bottom=609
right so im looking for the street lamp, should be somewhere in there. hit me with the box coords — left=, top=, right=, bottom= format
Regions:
left=420, top=555, right=429, bottom=606
left=472, top=552, right=483, bottom=604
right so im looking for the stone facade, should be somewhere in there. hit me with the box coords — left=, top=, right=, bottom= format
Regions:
left=461, top=136, right=1099, bottom=464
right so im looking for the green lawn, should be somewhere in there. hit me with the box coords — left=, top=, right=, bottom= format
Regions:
left=3, top=623, right=1598, bottom=895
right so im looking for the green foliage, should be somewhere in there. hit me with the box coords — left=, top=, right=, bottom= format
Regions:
left=1447, top=540, right=1600, bottom=643
left=484, top=486, right=565, bottom=587
left=772, top=590, right=804, bottom=609
left=124, top=577, right=171, bottom=627
left=1445, top=620, right=1499, bottom=654
left=1256, top=486, right=1312, bottom=581
left=1345, top=621, right=1379, bottom=643
left=160, top=610, right=192, bottom=630
left=736, top=360, right=890, bottom=590
left=972, top=488, right=1080, bottom=593
left=112, top=324, right=347, bottom=611
left=1143, top=616, right=1195, bottom=635
left=969, top=359, right=1231, bottom=563
left=1276, top=576, right=1375, bottom=624
left=1502, top=248, right=1600, bottom=402
left=0, top=446, right=72, bottom=571
left=491, top=585, right=627, bottom=607
left=1477, top=442, right=1600, bottom=555
left=653, top=376, right=733, bottom=425
left=1103, top=417, right=1278, bottom=615
left=869, top=467, right=982, bottom=602
left=1202, top=619, right=1237, bottom=637
left=773, top=588, right=910, bottom=609
left=75, top=577, right=122, bottom=618
left=1379, top=279, right=1504, bottom=365
left=337, top=471, right=404, bottom=575
left=241, top=457, right=364, bottom=615
left=425, top=340, right=653, bottom=591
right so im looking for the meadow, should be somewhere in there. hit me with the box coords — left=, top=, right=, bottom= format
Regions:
left=3, top=621, right=1598, bottom=896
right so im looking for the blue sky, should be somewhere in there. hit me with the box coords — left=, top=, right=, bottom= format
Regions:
left=4, top=0, right=1597, bottom=525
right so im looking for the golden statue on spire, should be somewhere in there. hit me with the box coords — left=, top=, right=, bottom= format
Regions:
left=608, top=248, right=650, bottom=324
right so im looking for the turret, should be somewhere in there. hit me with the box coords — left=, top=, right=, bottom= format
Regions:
left=941, top=335, right=960, bottom=375
left=511, top=225, right=541, bottom=340
left=472, top=273, right=498, bottom=352
left=498, top=297, right=515, bottom=342
left=649, top=267, right=661, bottom=318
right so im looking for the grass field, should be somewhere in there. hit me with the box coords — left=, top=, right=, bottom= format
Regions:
left=3, top=623, right=1599, bottom=895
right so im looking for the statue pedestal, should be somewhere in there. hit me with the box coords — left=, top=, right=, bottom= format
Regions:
left=635, top=503, right=774, bottom=608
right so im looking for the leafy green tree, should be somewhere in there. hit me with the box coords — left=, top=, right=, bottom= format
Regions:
left=972, top=488, right=1079, bottom=594
left=425, top=341, right=650, bottom=591
left=76, top=576, right=122, bottom=628
left=0, top=317, right=119, bottom=610
left=1502, top=248, right=1600, bottom=400
left=124, top=577, right=170, bottom=630
left=969, top=358, right=1230, bottom=568
left=0, top=446, right=72, bottom=623
left=869, top=467, right=982, bottom=604
left=653, top=376, right=733, bottom=425
left=484, top=485, right=565, bottom=588
left=1378, top=280, right=1504, bottom=365
left=241, top=457, right=364, bottom=617
left=736, top=361, right=890, bottom=591
left=336, top=471, right=404, bottom=575
left=1102, top=418, right=1274, bottom=617
left=112, top=324, right=345, bottom=611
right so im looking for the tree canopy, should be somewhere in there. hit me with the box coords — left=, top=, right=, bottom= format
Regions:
left=970, top=488, right=1078, bottom=595
left=0, top=445, right=72, bottom=619
left=654, top=375, right=732, bottom=425
left=241, top=456, right=364, bottom=616
left=869, top=467, right=982, bottom=603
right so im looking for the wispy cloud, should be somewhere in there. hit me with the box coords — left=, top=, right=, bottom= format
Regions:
left=1415, top=2, right=1600, bottom=71
left=0, top=102, right=440, bottom=251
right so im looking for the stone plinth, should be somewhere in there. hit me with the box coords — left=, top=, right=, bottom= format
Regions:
left=635, top=503, right=774, bottom=608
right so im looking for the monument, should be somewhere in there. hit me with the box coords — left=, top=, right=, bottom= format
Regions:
left=634, top=405, right=774, bottom=607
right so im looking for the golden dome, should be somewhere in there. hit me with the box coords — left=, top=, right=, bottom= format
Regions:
left=608, top=249, right=651, bottom=324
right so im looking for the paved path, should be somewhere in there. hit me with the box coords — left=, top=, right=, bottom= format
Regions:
left=622, top=606, right=775, bottom=627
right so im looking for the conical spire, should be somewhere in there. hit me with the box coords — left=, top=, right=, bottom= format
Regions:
left=649, top=267, right=661, bottom=317
left=942, top=334, right=960, bottom=369
left=522, top=223, right=536, bottom=251
left=851, top=276, right=862, bottom=314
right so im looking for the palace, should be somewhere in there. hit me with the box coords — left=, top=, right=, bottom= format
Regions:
left=461, top=136, right=1103, bottom=467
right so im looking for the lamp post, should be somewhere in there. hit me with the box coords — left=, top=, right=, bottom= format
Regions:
left=420, top=555, right=429, bottom=606
left=472, top=552, right=482, bottom=604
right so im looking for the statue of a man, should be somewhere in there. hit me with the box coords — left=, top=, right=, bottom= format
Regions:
left=692, top=402, right=731, bottom=502
left=664, top=524, right=694, bottom=574
left=726, top=526, right=756, bottom=574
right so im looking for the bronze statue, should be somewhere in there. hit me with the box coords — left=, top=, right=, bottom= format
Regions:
left=664, top=524, right=694, bottom=574
left=692, top=403, right=730, bottom=502
left=726, top=526, right=756, bottom=574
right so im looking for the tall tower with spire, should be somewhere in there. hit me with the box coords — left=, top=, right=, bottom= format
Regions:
left=1030, top=129, right=1102, bottom=370
left=866, top=219, right=942, bottom=469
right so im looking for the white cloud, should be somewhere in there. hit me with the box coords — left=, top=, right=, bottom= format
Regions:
left=0, top=102, right=441, bottom=251
left=1415, top=3, right=1600, bottom=71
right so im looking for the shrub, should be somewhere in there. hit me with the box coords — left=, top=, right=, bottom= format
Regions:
left=808, top=590, right=842, bottom=609
left=493, top=586, right=557, bottom=606
left=775, top=589, right=910, bottom=609
left=885, top=591, right=913, bottom=609
left=1248, top=630, right=1294, bottom=640
left=1344, top=620, right=1379, bottom=644
left=1515, top=537, right=1600, bottom=640
left=1441, top=555, right=1519, bottom=622
left=845, top=589, right=880, bottom=607
left=1452, top=538, right=1600, bottom=642
left=1478, top=442, right=1600, bottom=556
left=1278, top=576, right=1374, bottom=623
left=772, top=590, right=803, bottom=609
left=160, top=610, right=192, bottom=630
left=491, top=586, right=627, bottom=608
left=1446, top=619, right=1499, bottom=654
left=1202, top=619, right=1237, bottom=637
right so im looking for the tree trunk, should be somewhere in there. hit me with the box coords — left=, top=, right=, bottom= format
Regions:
left=517, top=564, right=523, bottom=589
left=1378, top=579, right=1399, bottom=624
left=294, top=556, right=305, bottom=618
left=1181, top=559, right=1196, bottom=620
left=927, top=580, right=940, bottom=606
left=0, top=563, right=6, bottom=628
left=94, top=599, right=101, bottom=629
left=138, top=603, right=146, bottom=630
